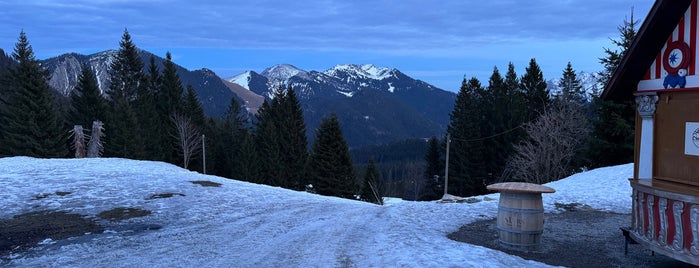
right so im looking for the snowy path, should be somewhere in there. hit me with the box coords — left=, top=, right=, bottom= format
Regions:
left=1, top=157, right=632, bottom=267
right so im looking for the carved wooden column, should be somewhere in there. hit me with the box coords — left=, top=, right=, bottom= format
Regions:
left=635, top=93, right=659, bottom=179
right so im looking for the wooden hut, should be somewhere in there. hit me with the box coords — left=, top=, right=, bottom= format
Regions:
left=603, top=0, right=699, bottom=264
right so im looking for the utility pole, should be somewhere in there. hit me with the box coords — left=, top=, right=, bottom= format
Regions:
left=443, top=133, right=451, bottom=197
left=202, top=134, right=206, bottom=174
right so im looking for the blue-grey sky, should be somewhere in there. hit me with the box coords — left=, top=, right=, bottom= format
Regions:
left=0, top=0, right=653, bottom=92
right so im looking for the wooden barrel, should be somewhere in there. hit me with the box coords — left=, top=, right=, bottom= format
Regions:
left=496, top=191, right=545, bottom=250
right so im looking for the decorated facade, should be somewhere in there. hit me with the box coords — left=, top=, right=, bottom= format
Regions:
left=603, top=0, right=699, bottom=265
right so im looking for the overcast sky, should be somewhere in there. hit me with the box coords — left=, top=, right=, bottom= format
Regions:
left=0, top=0, right=654, bottom=92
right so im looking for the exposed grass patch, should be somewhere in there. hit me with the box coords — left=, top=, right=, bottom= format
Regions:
left=97, top=207, right=152, bottom=222
left=465, top=197, right=481, bottom=204
left=146, top=193, right=185, bottom=200
left=190, top=180, right=222, bottom=187
left=32, top=191, right=73, bottom=200
left=33, top=193, right=51, bottom=200
left=0, top=211, right=103, bottom=256
left=554, top=202, right=595, bottom=212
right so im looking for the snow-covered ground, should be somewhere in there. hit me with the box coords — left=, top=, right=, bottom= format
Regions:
left=0, top=157, right=633, bottom=267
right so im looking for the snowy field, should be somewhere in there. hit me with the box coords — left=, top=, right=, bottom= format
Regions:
left=0, top=157, right=633, bottom=267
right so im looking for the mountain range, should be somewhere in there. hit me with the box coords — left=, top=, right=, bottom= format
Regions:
left=226, top=63, right=456, bottom=147
left=36, top=50, right=456, bottom=148
left=17, top=48, right=599, bottom=148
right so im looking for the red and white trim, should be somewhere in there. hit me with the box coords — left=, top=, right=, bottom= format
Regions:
left=639, top=0, right=699, bottom=90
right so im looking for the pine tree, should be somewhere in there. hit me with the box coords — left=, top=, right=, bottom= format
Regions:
left=520, top=58, right=550, bottom=121
left=447, top=77, right=486, bottom=197
left=419, top=136, right=443, bottom=201
left=310, top=113, right=355, bottom=199
left=138, top=56, right=165, bottom=161
left=494, top=63, right=527, bottom=175
left=104, top=29, right=146, bottom=159
left=481, top=67, right=508, bottom=183
left=181, top=85, right=206, bottom=172
left=255, top=100, right=283, bottom=186
left=69, top=63, right=107, bottom=130
left=278, top=85, right=309, bottom=190
left=208, top=97, right=248, bottom=179
left=238, top=131, right=262, bottom=182
left=156, top=51, right=185, bottom=164
left=586, top=11, right=638, bottom=168
left=0, top=31, right=67, bottom=157
left=557, top=62, right=585, bottom=104
left=360, top=159, right=383, bottom=204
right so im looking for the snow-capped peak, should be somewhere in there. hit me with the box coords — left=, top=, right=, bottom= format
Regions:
left=324, top=64, right=394, bottom=80
left=227, top=71, right=254, bottom=90
left=261, top=64, right=308, bottom=81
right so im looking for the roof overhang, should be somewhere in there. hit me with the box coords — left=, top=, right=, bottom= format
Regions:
left=602, top=0, right=694, bottom=101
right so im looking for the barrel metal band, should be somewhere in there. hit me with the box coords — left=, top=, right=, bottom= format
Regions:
left=497, top=206, right=544, bottom=214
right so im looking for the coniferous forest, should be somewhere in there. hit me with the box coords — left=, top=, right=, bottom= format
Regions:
left=0, top=14, right=637, bottom=203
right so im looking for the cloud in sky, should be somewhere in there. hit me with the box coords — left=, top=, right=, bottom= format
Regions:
left=0, top=0, right=654, bottom=91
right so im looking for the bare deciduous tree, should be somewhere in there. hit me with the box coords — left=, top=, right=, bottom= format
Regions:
left=71, top=125, right=86, bottom=158
left=86, top=121, right=105, bottom=158
left=171, top=113, right=202, bottom=169
left=502, top=102, right=590, bottom=184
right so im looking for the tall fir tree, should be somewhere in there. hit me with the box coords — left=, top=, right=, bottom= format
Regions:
left=0, top=31, right=67, bottom=157
left=157, top=51, right=185, bottom=164
left=419, top=136, right=443, bottom=201
left=0, top=49, right=15, bottom=148
left=480, top=67, right=508, bottom=183
left=255, top=100, right=283, bottom=186
left=253, top=85, right=308, bottom=189
left=69, top=63, right=107, bottom=130
left=310, top=113, right=355, bottom=199
left=183, top=85, right=206, bottom=130
left=360, top=158, right=383, bottom=204
left=447, top=77, right=486, bottom=197
left=182, top=84, right=206, bottom=172
left=586, top=11, right=638, bottom=168
left=138, top=56, right=165, bottom=161
left=278, top=85, right=309, bottom=190
left=104, top=29, right=146, bottom=159
left=557, top=62, right=586, bottom=105
left=493, top=63, right=527, bottom=176
left=520, top=58, right=550, bottom=121
left=556, top=62, right=591, bottom=170
left=213, top=97, right=249, bottom=179
left=237, top=131, right=262, bottom=182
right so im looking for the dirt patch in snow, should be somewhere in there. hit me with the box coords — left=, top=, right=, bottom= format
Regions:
left=97, top=207, right=151, bottom=222
left=33, top=191, right=72, bottom=200
left=190, top=180, right=222, bottom=187
left=146, top=192, right=185, bottom=200
left=0, top=211, right=103, bottom=257
left=448, top=206, right=695, bottom=267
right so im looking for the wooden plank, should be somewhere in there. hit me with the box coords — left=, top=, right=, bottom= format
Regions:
left=487, top=182, right=555, bottom=193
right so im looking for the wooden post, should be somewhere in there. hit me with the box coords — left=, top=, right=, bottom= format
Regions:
left=443, top=133, right=451, bottom=196
left=202, top=134, right=206, bottom=174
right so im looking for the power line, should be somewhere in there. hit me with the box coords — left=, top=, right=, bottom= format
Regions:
left=449, top=124, right=525, bottom=143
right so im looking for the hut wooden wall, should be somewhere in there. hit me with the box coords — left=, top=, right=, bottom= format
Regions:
left=654, top=90, right=699, bottom=186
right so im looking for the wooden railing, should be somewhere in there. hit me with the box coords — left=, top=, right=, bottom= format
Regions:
left=630, top=179, right=699, bottom=265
